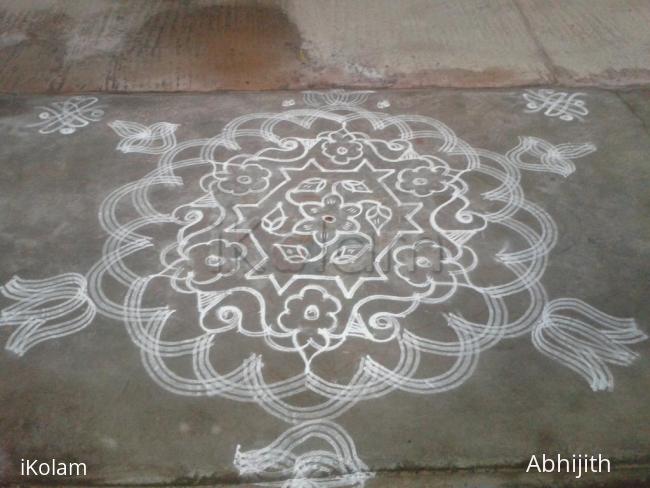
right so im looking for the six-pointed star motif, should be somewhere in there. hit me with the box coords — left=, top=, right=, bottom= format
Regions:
left=227, top=159, right=423, bottom=298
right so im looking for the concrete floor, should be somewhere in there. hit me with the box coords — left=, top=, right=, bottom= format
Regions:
left=1, top=0, right=650, bottom=92
left=0, top=88, right=649, bottom=487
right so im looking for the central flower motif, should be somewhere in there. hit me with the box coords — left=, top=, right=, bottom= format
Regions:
left=294, top=193, right=363, bottom=244
left=229, top=159, right=423, bottom=297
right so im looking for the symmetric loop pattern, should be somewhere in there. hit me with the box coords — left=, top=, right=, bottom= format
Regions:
left=3, top=90, right=645, bottom=487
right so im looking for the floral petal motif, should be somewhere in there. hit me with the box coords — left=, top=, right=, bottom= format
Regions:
left=293, top=219, right=317, bottom=234
left=276, top=286, right=342, bottom=364
left=275, top=244, right=311, bottom=263
left=532, top=298, right=647, bottom=391
left=341, top=205, right=362, bottom=218
left=109, top=120, right=178, bottom=154
left=330, top=243, right=370, bottom=265
left=321, top=128, right=364, bottom=165
left=295, top=177, right=327, bottom=193
left=396, top=165, right=451, bottom=197
left=294, top=193, right=362, bottom=246
left=339, top=220, right=359, bottom=232
left=170, top=239, right=246, bottom=291
left=323, top=193, right=343, bottom=207
left=299, top=201, right=324, bottom=217
left=261, top=203, right=287, bottom=233
left=340, top=180, right=372, bottom=193
left=365, top=203, right=391, bottom=235
left=215, top=162, right=271, bottom=196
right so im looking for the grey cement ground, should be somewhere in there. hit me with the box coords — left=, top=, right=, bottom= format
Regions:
left=0, top=89, right=649, bottom=487
left=1, top=0, right=650, bottom=92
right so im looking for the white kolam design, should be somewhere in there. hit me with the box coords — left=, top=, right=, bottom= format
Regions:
left=522, top=89, right=588, bottom=122
left=28, top=96, right=105, bottom=134
left=109, top=120, right=178, bottom=154
left=0, top=274, right=95, bottom=356
left=2, top=90, right=645, bottom=486
left=235, top=420, right=372, bottom=487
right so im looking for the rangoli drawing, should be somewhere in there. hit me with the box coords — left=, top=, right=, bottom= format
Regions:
left=2, top=90, right=645, bottom=486
left=27, top=96, right=105, bottom=135
left=522, top=89, right=589, bottom=122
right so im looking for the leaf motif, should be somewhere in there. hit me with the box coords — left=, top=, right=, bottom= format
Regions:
left=275, top=244, right=310, bottom=263
left=109, top=120, right=178, bottom=154
left=330, top=244, right=369, bottom=265
left=295, top=177, right=327, bottom=193
left=341, top=180, right=371, bottom=193
left=261, top=203, right=287, bottom=233
left=365, top=203, right=391, bottom=235
left=109, top=120, right=147, bottom=138
left=148, top=122, right=178, bottom=138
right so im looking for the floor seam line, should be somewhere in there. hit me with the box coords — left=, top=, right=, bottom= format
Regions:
left=512, top=0, right=558, bottom=85
left=615, top=91, right=650, bottom=137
